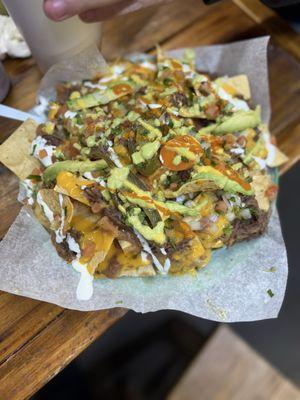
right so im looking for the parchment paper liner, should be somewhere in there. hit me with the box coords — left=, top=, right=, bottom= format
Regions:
left=0, top=37, right=288, bottom=322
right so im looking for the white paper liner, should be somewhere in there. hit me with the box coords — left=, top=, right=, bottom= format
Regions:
left=0, top=36, right=288, bottom=321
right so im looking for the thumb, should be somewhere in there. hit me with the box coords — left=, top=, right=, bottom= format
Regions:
left=43, top=0, right=123, bottom=21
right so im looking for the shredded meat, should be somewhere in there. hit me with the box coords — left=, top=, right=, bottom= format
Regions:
left=177, top=169, right=192, bottom=182
left=192, top=118, right=210, bottom=130
left=98, top=216, right=118, bottom=236
left=102, top=207, right=142, bottom=253
left=56, top=83, right=81, bottom=103
left=89, top=145, right=108, bottom=161
left=51, top=234, right=76, bottom=263
left=69, top=228, right=82, bottom=243
left=83, top=187, right=107, bottom=213
left=198, top=81, right=212, bottom=96
left=101, top=256, right=121, bottom=279
left=41, top=134, right=63, bottom=146
left=84, top=186, right=105, bottom=203
left=169, top=92, right=188, bottom=108
left=164, top=238, right=191, bottom=257
left=227, top=196, right=270, bottom=246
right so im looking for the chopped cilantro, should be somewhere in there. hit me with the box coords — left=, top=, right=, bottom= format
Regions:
left=249, top=207, right=258, bottom=217
left=267, top=289, right=274, bottom=298
left=163, top=78, right=172, bottom=85
left=223, top=224, right=232, bottom=238
left=168, top=119, right=174, bottom=128
left=27, top=174, right=42, bottom=182
left=30, top=144, right=37, bottom=156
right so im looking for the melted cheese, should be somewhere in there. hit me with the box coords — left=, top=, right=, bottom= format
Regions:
left=70, top=213, right=116, bottom=272
left=56, top=171, right=96, bottom=205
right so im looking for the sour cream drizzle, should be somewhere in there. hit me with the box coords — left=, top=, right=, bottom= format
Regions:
left=72, top=260, right=94, bottom=301
left=21, top=179, right=34, bottom=205
left=31, top=136, right=55, bottom=167
left=66, top=234, right=94, bottom=301
left=134, top=230, right=164, bottom=273
left=36, top=191, right=54, bottom=223
left=55, top=194, right=65, bottom=243
left=215, top=86, right=249, bottom=112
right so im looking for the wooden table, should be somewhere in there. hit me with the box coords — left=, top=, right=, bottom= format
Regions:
left=168, top=326, right=300, bottom=400
left=0, top=1, right=299, bottom=398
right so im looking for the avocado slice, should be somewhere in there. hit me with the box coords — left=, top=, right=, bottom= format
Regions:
left=67, top=82, right=136, bottom=111
left=137, top=119, right=162, bottom=140
left=43, top=159, right=107, bottom=184
left=192, top=166, right=253, bottom=195
left=199, top=106, right=261, bottom=135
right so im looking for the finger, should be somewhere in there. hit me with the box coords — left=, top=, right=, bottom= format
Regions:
left=79, top=0, right=134, bottom=22
left=43, top=0, right=123, bottom=21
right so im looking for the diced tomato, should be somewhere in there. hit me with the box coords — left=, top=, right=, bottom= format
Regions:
left=38, top=149, right=48, bottom=159
left=160, top=135, right=202, bottom=171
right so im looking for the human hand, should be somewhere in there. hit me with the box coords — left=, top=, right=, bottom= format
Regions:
left=43, top=0, right=139, bottom=22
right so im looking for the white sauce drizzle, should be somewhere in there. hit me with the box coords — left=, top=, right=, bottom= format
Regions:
left=36, top=191, right=54, bottom=223
left=176, top=195, right=185, bottom=204
left=64, top=110, right=77, bottom=119
left=148, top=103, right=162, bottom=109
left=262, top=130, right=276, bottom=167
left=160, top=248, right=167, bottom=256
left=140, top=60, right=157, bottom=71
left=83, top=172, right=106, bottom=186
left=163, top=258, right=171, bottom=273
left=84, top=81, right=106, bottom=90
left=21, top=179, right=34, bottom=205
left=216, top=86, right=249, bottom=111
left=65, top=235, right=94, bottom=301
left=31, top=136, right=55, bottom=167
left=253, top=156, right=267, bottom=170
left=72, top=260, right=94, bottom=301
left=141, top=251, right=148, bottom=262
left=231, top=147, right=245, bottom=155
left=67, top=234, right=81, bottom=253
left=108, top=146, right=123, bottom=168
left=55, top=194, right=65, bottom=243
left=134, top=230, right=164, bottom=273
left=182, top=64, right=192, bottom=73
left=160, top=248, right=171, bottom=273
left=112, top=64, right=126, bottom=75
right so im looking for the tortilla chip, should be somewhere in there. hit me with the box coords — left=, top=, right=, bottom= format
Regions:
left=227, top=75, right=251, bottom=100
left=118, top=264, right=156, bottom=277
left=95, top=264, right=156, bottom=278
left=0, top=119, right=40, bottom=180
left=34, top=189, right=73, bottom=232
left=251, top=174, right=272, bottom=212
left=267, top=145, right=289, bottom=168
left=54, top=171, right=95, bottom=206
left=87, top=232, right=116, bottom=274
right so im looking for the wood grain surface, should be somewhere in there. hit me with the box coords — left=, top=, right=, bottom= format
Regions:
left=168, top=326, right=300, bottom=400
left=0, top=0, right=299, bottom=398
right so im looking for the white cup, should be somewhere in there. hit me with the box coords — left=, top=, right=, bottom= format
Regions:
left=2, top=0, right=101, bottom=72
